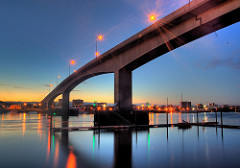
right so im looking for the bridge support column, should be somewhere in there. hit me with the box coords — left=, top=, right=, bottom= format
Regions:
left=62, top=92, right=70, bottom=119
left=47, top=101, right=53, bottom=111
left=114, top=68, right=132, bottom=111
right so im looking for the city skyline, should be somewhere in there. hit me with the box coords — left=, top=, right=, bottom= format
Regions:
left=0, top=0, right=240, bottom=105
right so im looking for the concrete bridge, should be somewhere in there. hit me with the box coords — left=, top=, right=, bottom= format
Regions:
left=41, top=0, right=240, bottom=115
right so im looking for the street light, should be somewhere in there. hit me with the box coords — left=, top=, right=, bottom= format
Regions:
left=148, top=13, right=157, bottom=22
left=49, top=84, right=53, bottom=93
left=69, top=60, right=76, bottom=75
left=57, top=75, right=61, bottom=85
left=96, top=34, right=103, bottom=58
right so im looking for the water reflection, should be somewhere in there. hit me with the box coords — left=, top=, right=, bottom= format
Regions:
left=53, top=140, right=60, bottom=168
left=0, top=112, right=240, bottom=168
left=114, top=130, right=132, bottom=168
left=46, top=130, right=51, bottom=163
left=66, top=147, right=77, bottom=168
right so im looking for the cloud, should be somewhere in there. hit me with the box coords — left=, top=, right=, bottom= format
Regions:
left=72, top=89, right=81, bottom=92
left=0, top=83, right=9, bottom=86
left=205, top=56, right=240, bottom=70
left=195, top=50, right=240, bottom=70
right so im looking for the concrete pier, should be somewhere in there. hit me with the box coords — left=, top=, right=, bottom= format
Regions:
left=114, top=69, right=132, bottom=111
left=62, top=92, right=70, bottom=119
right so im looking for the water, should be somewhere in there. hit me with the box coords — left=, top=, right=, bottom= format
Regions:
left=1, top=112, right=240, bottom=168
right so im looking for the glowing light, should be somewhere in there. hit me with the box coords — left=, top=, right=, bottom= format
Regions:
left=148, top=132, right=150, bottom=153
left=50, top=84, right=53, bottom=87
left=66, top=148, right=77, bottom=168
left=46, top=130, right=51, bottom=162
left=23, top=113, right=26, bottom=120
left=148, top=13, right=157, bottom=22
left=179, top=112, right=182, bottom=123
left=58, top=76, right=61, bottom=78
left=97, top=34, right=103, bottom=41
left=70, top=60, right=76, bottom=65
left=95, top=51, right=100, bottom=57
left=53, top=141, right=59, bottom=168
left=74, top=70, right=76, bottom=73
left=92, top=134, right=95, bottom=158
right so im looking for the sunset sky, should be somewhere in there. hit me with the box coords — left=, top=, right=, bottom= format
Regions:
left=0, top=0, right=239, bottom=105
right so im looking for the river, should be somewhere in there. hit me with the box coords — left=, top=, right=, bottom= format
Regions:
left=1, top=112, right=240, bottom=168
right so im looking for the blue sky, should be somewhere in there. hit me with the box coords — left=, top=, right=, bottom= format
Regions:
left=0, top=0, right=239, bottom=105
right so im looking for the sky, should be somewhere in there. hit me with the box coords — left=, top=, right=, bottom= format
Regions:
left=0, top=0, right=239, bottom=105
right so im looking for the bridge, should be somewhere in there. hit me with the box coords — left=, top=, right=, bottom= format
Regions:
left=41, top=0, right=240, bottom=115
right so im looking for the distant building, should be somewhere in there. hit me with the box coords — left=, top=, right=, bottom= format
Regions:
left=180, top=101, right=191, bottom=110
left=208, top=102, right=218, bottom=111
left=196, top=104, right=204, bottom=110
left=7, top=104, right=21, bottom=110
left=97, top=102, right=107, bottom=107
left=221, top=105, right=229, bottom=112
left=72, top=99, right=84, bottom=108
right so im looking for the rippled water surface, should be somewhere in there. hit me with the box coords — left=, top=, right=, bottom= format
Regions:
left=1, top=112, right=240, bottom=168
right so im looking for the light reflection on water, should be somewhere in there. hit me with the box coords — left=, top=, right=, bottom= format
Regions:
left=0, top=112, right=240, bottom=168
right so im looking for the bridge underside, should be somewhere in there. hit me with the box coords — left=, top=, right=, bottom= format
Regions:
left=41, top=0, right=240, bottom=116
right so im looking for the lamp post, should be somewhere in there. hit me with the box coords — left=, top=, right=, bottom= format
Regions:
left=69, top=60, right=76, bottom=75
left=96, top=34, right=103, bottom=58
left=57, top=75, right=60, bottom=85
left=49, top=84, right=53, bottom=93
